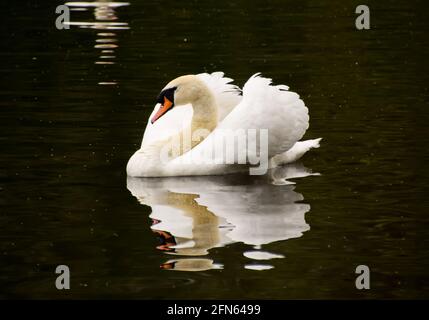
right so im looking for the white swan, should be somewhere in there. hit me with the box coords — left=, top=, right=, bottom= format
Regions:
left=127, top=72, right=321, bottom=177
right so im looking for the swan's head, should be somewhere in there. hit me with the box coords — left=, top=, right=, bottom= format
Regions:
left=151, top=75, right=208, bottom=124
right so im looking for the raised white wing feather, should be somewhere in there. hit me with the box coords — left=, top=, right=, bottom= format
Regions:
left=196, top=71, right=242, bottom=121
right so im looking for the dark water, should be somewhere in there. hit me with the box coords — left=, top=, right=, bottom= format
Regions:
left=1, top=0, right=428, bottom=299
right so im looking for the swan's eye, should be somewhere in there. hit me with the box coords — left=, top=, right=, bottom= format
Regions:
left=156, top=86, right=177, bottom=105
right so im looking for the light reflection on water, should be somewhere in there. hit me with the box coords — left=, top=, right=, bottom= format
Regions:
left=127, top=164, right=317, bottom=272
left=64, top=1, right=130, bottom=84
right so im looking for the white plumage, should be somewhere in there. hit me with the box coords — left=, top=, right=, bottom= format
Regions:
left=127, top=72, right=321, bottom=177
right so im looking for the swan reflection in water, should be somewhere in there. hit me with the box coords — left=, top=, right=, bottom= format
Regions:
left=127, top=164, right=318, bottom=271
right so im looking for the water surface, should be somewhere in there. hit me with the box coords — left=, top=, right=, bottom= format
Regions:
left=1, top=0, right=428, bottom=298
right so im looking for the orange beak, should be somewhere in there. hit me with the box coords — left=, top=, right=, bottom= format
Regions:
left=151, top=96, right=174, bottom=124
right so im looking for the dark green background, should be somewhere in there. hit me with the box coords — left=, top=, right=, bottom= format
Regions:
left=0, top=0, right=428, bottom=298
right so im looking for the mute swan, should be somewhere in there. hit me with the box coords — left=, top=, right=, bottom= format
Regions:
left=127, top=72, right=321, bottom=177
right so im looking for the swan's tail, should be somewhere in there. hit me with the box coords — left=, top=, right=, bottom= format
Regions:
left=270, top=138, right=322, bottom=167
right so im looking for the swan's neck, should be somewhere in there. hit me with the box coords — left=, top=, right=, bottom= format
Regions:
left=164, top=92, right=217, bottom=159
left=189, top=92, right=218, bottom=147
left=140, top=87, right=218, bottom=161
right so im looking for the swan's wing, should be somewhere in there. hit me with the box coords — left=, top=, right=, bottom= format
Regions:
left=141, top=72, right=241, bottom=147
left=197, top=72, right=242, bottom=121
left=218, top=73, right=309, bottom=157
left=169, top=73, right=309, bottom=170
